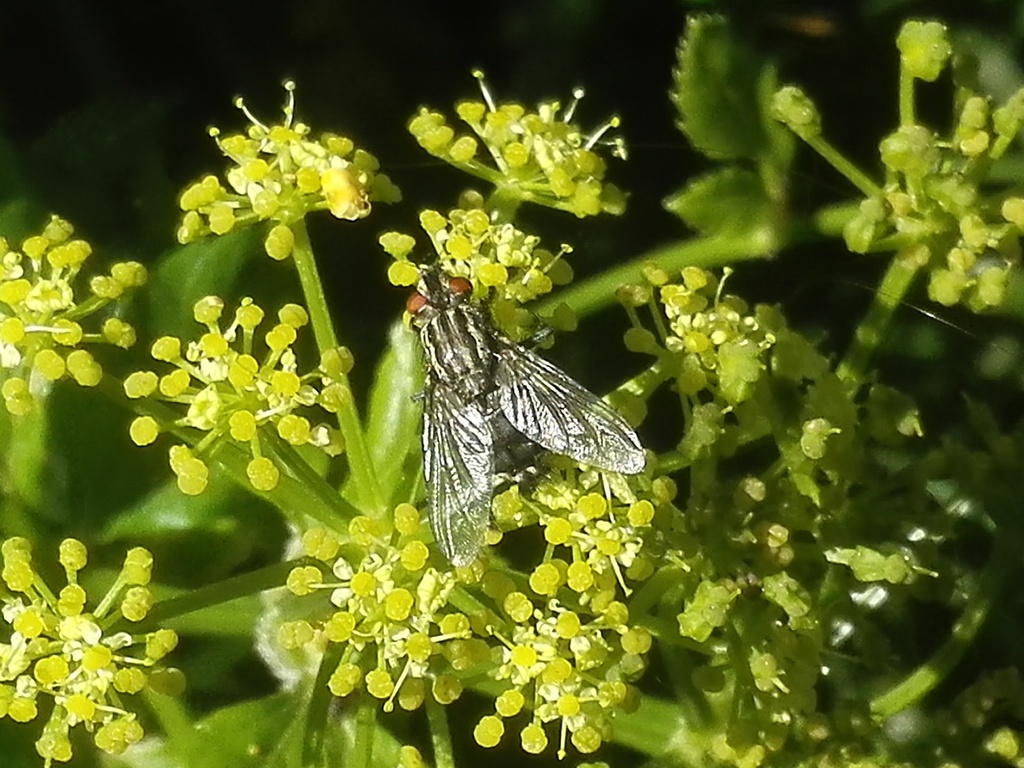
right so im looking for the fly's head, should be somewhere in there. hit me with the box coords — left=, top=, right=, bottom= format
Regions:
left=406, top=266, right=473, bottom=329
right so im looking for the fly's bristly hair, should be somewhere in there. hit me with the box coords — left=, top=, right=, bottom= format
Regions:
left=407, top=264, right=646, bottom=567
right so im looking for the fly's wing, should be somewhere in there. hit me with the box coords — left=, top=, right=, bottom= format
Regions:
left=495, top=342, right=646, bottom=474
left=422, top=383, right=494, bottom=566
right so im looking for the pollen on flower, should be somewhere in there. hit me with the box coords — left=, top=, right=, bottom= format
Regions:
left=177, top=82, right=399, bottom=249
left=129, top=416, right=160, bottom=446
left=474, top=715, right=505, bottom=748
left=0, top=538, right=177, bottom=761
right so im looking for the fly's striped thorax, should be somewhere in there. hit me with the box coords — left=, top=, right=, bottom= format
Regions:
left=419, top=302, right=495, bottom=401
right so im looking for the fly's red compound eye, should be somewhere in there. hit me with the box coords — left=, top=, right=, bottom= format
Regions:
left=447, top=277, right=472, bottom=295
left=406, top=291, right=429, bottom=315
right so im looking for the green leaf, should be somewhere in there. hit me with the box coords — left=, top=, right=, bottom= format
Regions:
left=790, top=471, right=821, bottom=506
left=826, top=545, right=914, bottom=584
left=158, top=592, right=262, bottom=637
left=671, top=15, right=770, bottom=160
left=664, top=167, right=773, bottom=236
left=107, top=691, right=304, bottom=768
left=99, top=470, right=284, bottom=581
left=3, top=402, right=50, bottom=516
left=147, top=229, right=259, bottom=338
left=676, top=579, right=740, bottom=642
left=678, top=401, right=724, bottom=464
left=101, top=474, right=241, bottom=542
left=361, top=320, right=423, bottom=506
left=718, top=338, right=766, bottom=405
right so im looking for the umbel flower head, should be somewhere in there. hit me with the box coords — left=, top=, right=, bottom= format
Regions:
left=621, top=264, right=779, bottom=412
left=0, top=215, right=147, bottom=415
left=177, top=80, right=401, bottom=259
left=278, top=473, right=662, bottom=758
left=381, top=204, right=576, bottom=340
left=124, top=296, right=348, bottom=495
left=476, top=469, right=661, bottom=758
left=0, top=537, right=178, bottom=765
left=408, top=71, right=627, bottom=218
left=772, top=20, right=1024, bottom=313
left=278, top=510, right=480, bottom=714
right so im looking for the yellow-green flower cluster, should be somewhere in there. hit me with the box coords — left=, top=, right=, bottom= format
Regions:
left=124, top=296, right=347, bottom=495
left=474, top=571, right=649, bottom=758
left=280, top=482, right=658, bottom=757
left=773, top=20, right=1024, bottom=312
left=0, top=537, right=178, bottom=765
left=476, top=471, right=663, bottom=756
left=622, top=265, right=777, bottom=409
left=496, top=479, right=658, bottom=593
left=408, top=71, right=627, bottom=218
left=177, top=81, right=401, bottom=258
left=381, top=206, right=575, bottom=339
left=0, top=215, right=146, bottom=415
left=279, top=510, right=483, bottom=713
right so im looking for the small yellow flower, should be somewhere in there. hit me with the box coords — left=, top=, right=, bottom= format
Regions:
left=408, top=71, right=627, bottom=218
left=480, top=592, right=647, bottom=758
left=0, top=538, right=176, bottom=762
left=0, top=216, right=146, bottom=414
left=177, top=81, right=401, bottom=256
left=280, top=517, right=480, bottom=714
left=381, top=206, right=574, bottom=340
left=124, top=297, right=346, bottom=494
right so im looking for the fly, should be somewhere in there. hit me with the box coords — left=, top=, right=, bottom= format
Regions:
left=407, top=265, right=645, bottom=566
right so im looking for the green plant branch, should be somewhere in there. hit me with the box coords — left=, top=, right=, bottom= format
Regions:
left=131, top=559, right=307, bottom=629
left=289, top=217, right=384, bottom=515
left=426, top=696, right=456, bottom=768
left=899, top=67, right=916, bottom=126
left=486, top=186, right=523, bottom=224
left=97, top=375, right=359, bottom=530
left=143, top=687, right=199, bottom=761
left=802, top=133, right=884, bottom=198
left=870, top=533, right=1013, bottom=719
left=347, top=698, right=377, bottom=768
left=611, top=692, right=707, bottom=765
left=537, top=232, right=774, bottom=320
left=304, top=642, right=344, bottom=766
left=810, top=200, right=861, bottom=238
left=836, top=255, right=921, bottom=384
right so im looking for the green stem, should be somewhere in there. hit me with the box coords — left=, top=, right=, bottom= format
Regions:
left=132, top=559, right=306, bottom=628
left=611, top=693, right=706, bottom=765
left=870, top=534, right=1012, bottom=719
left=425, top=697, right=456, bottom=768
left=811, top=200, right=861, bottom=239
left=835, top=255, right=921, bottom=385
left=899, top=67, right=916, bottom=127
left=2, top=402, right=46, bottom=539
left=304, top=643, right=344, bottom=766
left=486, top=186, right=523, bottom=224
left=290, top=218, right=384, bottom=515
left=143, top=687, right=197, bottom=759
left=537, top=232, right=773, bottom=320
left=347, top=698, right=377, bottom=768
left=802, top=134, right=885, bottom=198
